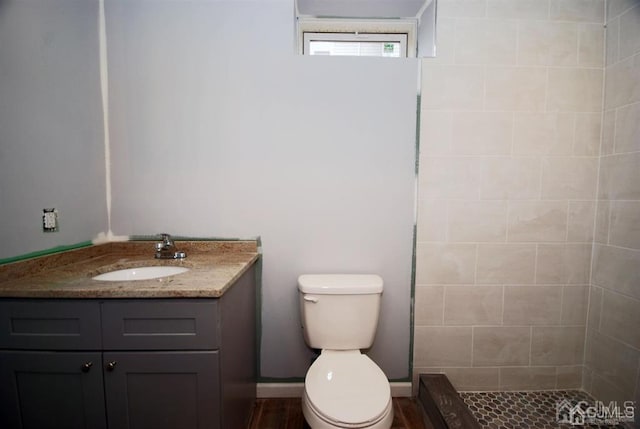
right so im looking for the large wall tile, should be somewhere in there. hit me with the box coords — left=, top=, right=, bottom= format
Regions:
left=550, top=0, right=605, bottom=23
left=416, top=243, right=477, bottom=284
left=518, top=22, right=578, bottom=67
left=442, top=367, right=500, bottom=391
left=604, top=54, right=640, bottom=110
left=448, top=201, right=507, bottom=242
left=485, top=67, right=547, bottom=111
left=480, top=157, right=541, bottom=199
left=476, top=244, right=536, bottom=284
left=574, top=112, right=601, bottom=155
left=608, top=0, right=639, bottom=20
left=579, top=24, right=605, bottom=67
left=416, top=200, right=448, bottom=242
left=594, top=201, right=610, bottom=244
left=567, top=201, right=596, bottom=242
left=420, top=157, right=481, bottom=199
left=586, top=330, right=640, bottom=397
left=487, top=0, right=550, bottom=19
left=451, top=112, right=513, bottom=156
left=614, top=102, right=640, bottom=154
left=499, top=367, right=557, bottom=390
left=454, top=19, right=517, bottom=65
left=414, top=285, right=444, bottom=326
left=598, top=153, right=640, bottom=200
left=606, top=17, right=620, bottom=67
left=599, top=290, right=640, bottom=350
left=444, top=285, right=503, bottom=325
left=503, top=286, right=562, bottom=325
left=421, top=64, right=485, bottom=110
left=592, top=244, right=640, bottom=300
left=419, top=110, right=453, bottom=156
left=619, top=4, right=640, bottom=60
left=507, top=201, right=568, bottom=242
left=413, top=326, right=473, bottom=367
left=541, top=157, right=598, bottom=199
left=536, top=244, right=592, bottom=284
left=438, top=0, right=488, bottom=18
left=608, top=201, right=640, bottom=250
left=473, top=327, right=531, bottom=366
left=601, top=110, right=616, bottom=155
left=556, top=365, right=584, bottom=389
left=561, top=285, right=589, bottom=325
left=512, top=112, right=575, bottom=155
left=547, top=68, right=603, bottom=112
left=531, top=326, right=585, bottom=365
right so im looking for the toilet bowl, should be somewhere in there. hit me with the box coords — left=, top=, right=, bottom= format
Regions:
left=298, top=274, right=393, bottom=429
left=302, top=350, right=393, bottom=429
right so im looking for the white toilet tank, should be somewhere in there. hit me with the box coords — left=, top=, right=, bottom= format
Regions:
left=298, top=274, right=383, bottom=350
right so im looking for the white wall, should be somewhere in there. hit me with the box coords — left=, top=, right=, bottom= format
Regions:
left=0, top=0, right=107, bottom=260
left=106, top=0, right=418, bottom=379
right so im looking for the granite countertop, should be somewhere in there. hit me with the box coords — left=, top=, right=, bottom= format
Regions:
left=0, top=240, right=260, bottom=299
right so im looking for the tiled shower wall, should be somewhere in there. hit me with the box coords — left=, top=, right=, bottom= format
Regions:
left=413, top=0, right=605, bottom=391
left=584, top=0, right=640, bottom=404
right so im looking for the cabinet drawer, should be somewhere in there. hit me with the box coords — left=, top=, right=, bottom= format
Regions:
left=101, top=300, right=218, bottom=350
left=0, top=300, right=102, bottom=350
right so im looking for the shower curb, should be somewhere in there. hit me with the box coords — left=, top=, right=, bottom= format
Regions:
left=417, top=374, right=481, bottom=429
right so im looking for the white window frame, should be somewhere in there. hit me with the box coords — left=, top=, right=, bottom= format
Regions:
left=297, top=17, right=417, bottom=58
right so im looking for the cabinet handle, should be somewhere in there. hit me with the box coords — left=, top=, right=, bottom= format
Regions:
left=81, top=362, right=93, bottom=373
left=106, top=361, right=117, bottom=371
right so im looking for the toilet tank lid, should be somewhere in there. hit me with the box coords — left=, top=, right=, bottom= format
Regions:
left=298, top=274, right=383, bottom=294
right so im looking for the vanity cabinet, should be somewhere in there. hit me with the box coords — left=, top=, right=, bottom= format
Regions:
left=0, top=265, right=257, bottom=429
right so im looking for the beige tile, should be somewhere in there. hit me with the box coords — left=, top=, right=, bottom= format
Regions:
left=413, top=326, right=473, bottom=367
left=600, top=290, right=640, bottom=350
left=415, top=243, right=477, bottom=284
left=614, top=102, right=640, bottom=154
left=608, top=0, right=638, bottom=20
left=578, top=23, right=605, bottom=67
left=531, top=326, right=585, bottom=365
left=421, top=64, right=485, bottom=110
left=438, top=0, right=488, bottom=18
left=455, top=19, right=517, bottom=65
left=604, top=54, right=640, bottom=110
left=416, top=199, right=448, bottom=242
left=480, top=157, right=541, bottom=199
left=550, top=0, right=605, bottom=23
left=556, top=366, right=583, bottom=389
left=536, top=244, right=592, bottom=284
left=507, top=201, right=568, bottom=242
left=451, top=112, right=513, bottom=156
left=585, top=330, right=640, bottom=397
left=444, top=285, right=503, bottom=325
left=443, top=367, right=500, bottom=391
left=567, top=201, right=595, bottom=242
left=619, top=3, right=640, bottom=60
left=574, top=113, right=601, bottom=156
left=429, top=18, right=456, bottom=65
left=419, top=110, right=452, bottom=156
left=561, top=285, right=589, bottom=325
left=586, top=285, right=603, bottom=332
left=541, top=157, right=598, bottom=199
left=448, top=201, right=507, bottom=242
left=476, top=244, right=536, bottom=284
left=420, top=157, right=481, bottom=199
left=594, top=201, right=610, bottom=244
left=414, top=286, right=444, bottom=326
left=598, top=153, right=640, bottom=200
left=503, top=286, right=562, bottom=325
left=606, top=17, right=620, bottom=67
left=486, top=0, right=549, bottom=19
left=485, top=67, right=547, bottom=111
left=499, top=367, right=557, bottom=390
left=608, top=201, right=640, bottom=250
left=517, top=21, right=578, bottom=66
left=590, top=374, right=631, bottom=404
left=473, top=327, right=530, bottom=366
left=547, top=68, right=603, bottom=112
left=512, top=112, right=574, bottom=155
left=601, top=110, right=615, bottom=156
left=592, top=244, right=640, bottom=300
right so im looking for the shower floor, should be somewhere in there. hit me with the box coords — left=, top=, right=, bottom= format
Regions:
left=460, top=390, right=630, bottom=429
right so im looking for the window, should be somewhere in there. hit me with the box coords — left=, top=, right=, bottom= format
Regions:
left=297, top=18, right=417, bottom=58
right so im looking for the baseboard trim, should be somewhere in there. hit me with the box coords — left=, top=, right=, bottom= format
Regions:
left=257, top=382, right=412, bottom=398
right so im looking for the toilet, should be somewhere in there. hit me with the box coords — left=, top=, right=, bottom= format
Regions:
left=298, top=274, right=393, bottom=429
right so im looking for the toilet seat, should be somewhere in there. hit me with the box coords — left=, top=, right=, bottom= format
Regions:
left=304, top=350, right=391, bottom=427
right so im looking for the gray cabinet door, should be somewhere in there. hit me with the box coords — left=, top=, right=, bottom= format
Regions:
left=0, top=351, right=107, bottom=429
left=103, top=351, right=220, bottom=429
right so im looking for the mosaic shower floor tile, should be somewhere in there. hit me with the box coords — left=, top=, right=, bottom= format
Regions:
left=460, top=390, right=632, bottom=429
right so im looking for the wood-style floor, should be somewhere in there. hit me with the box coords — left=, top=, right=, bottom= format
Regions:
left=247, top=397, right=429, bottom=429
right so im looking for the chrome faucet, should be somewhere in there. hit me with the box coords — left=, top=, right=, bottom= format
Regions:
left=155, top=233, right=187, bottom=259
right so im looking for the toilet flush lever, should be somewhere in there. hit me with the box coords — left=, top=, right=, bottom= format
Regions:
left=303, top=295, right=318, bottom=303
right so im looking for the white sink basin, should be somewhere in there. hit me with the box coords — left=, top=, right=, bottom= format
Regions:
left=93, top=266, right=190, bottom=281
